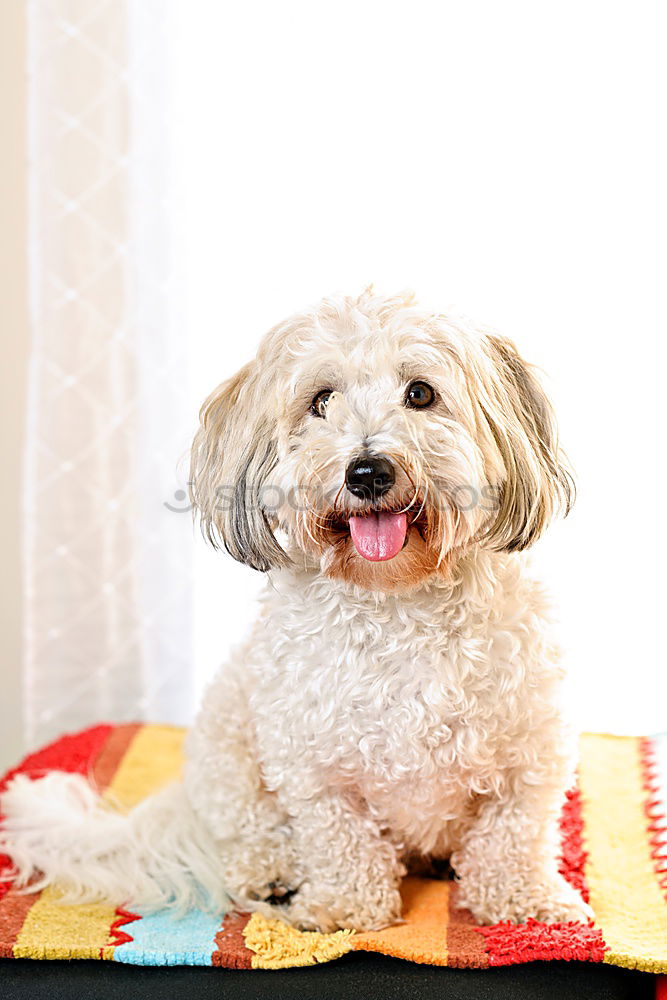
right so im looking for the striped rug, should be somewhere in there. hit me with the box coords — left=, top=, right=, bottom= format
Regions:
left=1, top=723, right=667, bottom=972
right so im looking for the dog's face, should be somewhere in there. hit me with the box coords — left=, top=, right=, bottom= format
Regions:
left=191, top=291, right=572, bottom=592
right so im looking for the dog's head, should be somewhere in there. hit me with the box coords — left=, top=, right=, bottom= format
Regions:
left=191, top=290, right=573, bottom=591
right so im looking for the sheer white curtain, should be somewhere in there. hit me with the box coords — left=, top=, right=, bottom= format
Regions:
left=25, top=0, right=194, bottom=747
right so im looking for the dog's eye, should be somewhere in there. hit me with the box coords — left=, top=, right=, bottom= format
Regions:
left=311, top=389, right=333, bottom=418
left=405, top=381, right=435, bottom=409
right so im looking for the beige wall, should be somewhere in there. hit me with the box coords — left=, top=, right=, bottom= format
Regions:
left=0, top=3, right=28, bottom=771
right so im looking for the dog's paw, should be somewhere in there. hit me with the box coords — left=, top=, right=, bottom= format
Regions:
left=527, top=887, right=594, bottom=925
left=219, top=836, right=299, bottom=913
left=458, top=874, right=594, bottom=926
left=281, top=880, right=403, bottom=933
left=248, top=880, right=298, bottom=907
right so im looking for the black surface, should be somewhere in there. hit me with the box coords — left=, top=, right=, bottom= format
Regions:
left=0, top=953, right=656, bottom=1000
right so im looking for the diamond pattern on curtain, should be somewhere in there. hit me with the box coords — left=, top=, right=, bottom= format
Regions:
left=25, top=0, right=194, bottom=747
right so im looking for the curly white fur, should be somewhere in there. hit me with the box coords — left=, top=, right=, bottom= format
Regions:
left=0, top=290, right=592, bottom=931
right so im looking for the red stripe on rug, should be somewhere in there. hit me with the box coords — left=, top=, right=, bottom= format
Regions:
left=477, top=918, right=607, bottom=966
left=414, top=784, right=598, bottom=969
left=473, top=783, right=605, bottom=967
left=639, top=737, right=667, bottom=903
left=558, top=785, right=591, bottom=903
left=0, top=725, right=115, bottom=794
left=211, top=912, right=253, bottom=968
left=0, top=724, right=115, bottom=903
left=108, top=907, right=143, bottom=948
left=447, top=882, right=489, bottom=968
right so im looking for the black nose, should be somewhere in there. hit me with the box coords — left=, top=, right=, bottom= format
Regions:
left=345, top=454, right=395, bottom=500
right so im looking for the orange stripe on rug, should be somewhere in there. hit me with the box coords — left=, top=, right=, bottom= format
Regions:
left=579, top=733, right=667, bottom=973
left=0, top=891, right=39, bottom=958
left=212, top=912, right=254, bottom=968
left=446, top=882, right=489, bottom=968
left=353, top=876, right=450, bottom=965
left=91, top=723, right=142, bottom=791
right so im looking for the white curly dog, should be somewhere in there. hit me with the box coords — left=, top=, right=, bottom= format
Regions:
left=0, top=290, right=592, bottom=932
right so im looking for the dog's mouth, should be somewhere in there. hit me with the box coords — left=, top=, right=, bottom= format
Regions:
left=318, top=501, right=428, bottom=563
left=348, top=510, right=408, bottom=561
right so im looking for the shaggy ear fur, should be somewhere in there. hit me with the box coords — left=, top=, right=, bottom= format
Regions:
left=189, top=362, right=289, bottom=572
left=481, top=335, right=574, bottom=552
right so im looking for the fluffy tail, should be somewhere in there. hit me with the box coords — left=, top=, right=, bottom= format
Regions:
left=0, top=772, right=230, bottom=912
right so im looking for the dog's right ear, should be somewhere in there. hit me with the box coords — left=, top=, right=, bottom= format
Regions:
left=480, top=335, right=575, bottom=552
left=189, top=361, right=289, bottom=572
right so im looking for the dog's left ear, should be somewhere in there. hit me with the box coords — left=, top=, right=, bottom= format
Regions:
left=189, top=360, right=289, bottom=572
left=481, top=335, right=574, bottom=552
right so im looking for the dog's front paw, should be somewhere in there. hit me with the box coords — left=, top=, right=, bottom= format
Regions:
left=458, top=873, right=594, bottom=926
left=218, top=828, right=298, bottom=912
left=281, top=879, right=402, bottom=933
left=526, top=882, right=594, bottom=925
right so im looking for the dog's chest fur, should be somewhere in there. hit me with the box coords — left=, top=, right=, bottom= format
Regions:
left=248, top=550, right=557, bottom=854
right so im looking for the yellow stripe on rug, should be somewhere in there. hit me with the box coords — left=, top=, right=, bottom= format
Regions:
left=104, top=724, right=186, bottom=810
left=243, top=912, right=354, bottom=969
left=579, top=733, right=667, bottom=973
left=12, top=889, right=118, bottom=961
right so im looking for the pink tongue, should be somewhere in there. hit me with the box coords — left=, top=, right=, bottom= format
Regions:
left=348, top=511, right=408, bottom=562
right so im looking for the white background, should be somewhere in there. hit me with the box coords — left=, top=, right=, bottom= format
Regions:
left=172, top=1, right=666, bottom=733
